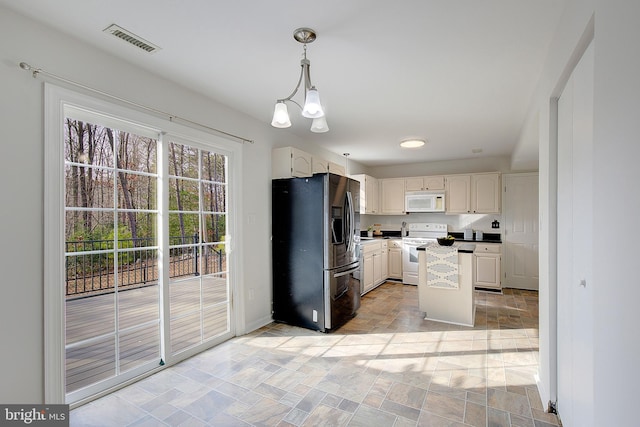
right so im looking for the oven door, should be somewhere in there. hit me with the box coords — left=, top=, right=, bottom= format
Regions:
left=402, top=238, right=432, bottom=285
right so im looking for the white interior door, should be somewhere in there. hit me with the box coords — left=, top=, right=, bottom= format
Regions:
left=556, top=41, right=594, bottom=427
left=503, top=173, right=539, bottom=289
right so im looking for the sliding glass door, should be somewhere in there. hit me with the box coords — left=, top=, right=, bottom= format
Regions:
left=55, top=98, right=234, bottom=404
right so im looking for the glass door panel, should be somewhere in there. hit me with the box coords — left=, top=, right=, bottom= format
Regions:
left=64, top=117, right=160, bottom=399
left=168, top=142, right=230, bottom=356
left=66, top=336, right=116, bottom=393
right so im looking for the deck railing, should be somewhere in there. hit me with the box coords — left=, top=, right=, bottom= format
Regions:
left=65, top=235, right=225, bottom=298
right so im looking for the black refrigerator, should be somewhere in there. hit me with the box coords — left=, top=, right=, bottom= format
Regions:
left=272, top=173, right=361, bottom=332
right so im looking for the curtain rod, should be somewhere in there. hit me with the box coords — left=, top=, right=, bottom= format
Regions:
left=19, top=61, right=254, bottom=144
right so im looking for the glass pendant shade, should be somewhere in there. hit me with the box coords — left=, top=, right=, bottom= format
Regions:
left=310, top=116, right=329, bottom=133
left=301, top=87, right=325, bottom=118
left=271, top=102, right=291, bottom=128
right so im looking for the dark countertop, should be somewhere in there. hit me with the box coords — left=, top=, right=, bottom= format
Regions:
left=359, top=231, right=501, bottom=244
left=448, top=231, right=502, bottom=244
left=360, top=230, right=403, bottom=240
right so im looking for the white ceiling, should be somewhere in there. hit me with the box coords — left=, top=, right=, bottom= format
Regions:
left=2, top=0, right=566, bottom=167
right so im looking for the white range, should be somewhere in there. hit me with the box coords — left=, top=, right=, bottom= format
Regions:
left=402, top=222, right=448, bottom=285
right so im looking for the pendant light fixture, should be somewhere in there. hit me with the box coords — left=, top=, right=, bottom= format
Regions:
left=271, top=27, right=328, bottom=133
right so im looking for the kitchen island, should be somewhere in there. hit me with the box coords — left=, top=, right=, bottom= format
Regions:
left=417, top=242, right=475, bottom=326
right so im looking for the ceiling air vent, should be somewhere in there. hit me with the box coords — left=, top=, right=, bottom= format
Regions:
left=103, top=24, right=160, bottom=53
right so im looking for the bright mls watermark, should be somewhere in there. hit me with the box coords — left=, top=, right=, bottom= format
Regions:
left=1, top=405, right=69, bottom=426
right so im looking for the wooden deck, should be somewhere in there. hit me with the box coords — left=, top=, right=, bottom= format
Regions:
left=65, top=275, right=229, bottom=393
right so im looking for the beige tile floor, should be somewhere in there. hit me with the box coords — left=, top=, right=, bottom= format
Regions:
left=70, top=282, right=561, bottom=426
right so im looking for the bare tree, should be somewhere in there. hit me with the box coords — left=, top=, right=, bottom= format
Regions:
left=106, top=128, right=137, bottom=242
left=170, top=142, right=186, bottom=243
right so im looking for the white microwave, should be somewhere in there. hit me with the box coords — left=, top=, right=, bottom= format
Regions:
left=405, top=191, right=445, bottom=212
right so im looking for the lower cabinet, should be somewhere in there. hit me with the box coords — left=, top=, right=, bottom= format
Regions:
left=473, top=243, right=502, bottom=289
left=388, top=239, right=403, bottom=279
left=363, top=248, right=374, bottom=293
left=361, top=240, right=389, bottom=295
left=380, top=241, right=388, bottom=280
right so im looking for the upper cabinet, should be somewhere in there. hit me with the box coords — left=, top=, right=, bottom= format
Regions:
left=312, top=157, right=329, bottom=174
left=405, top=175, right=445, bottom=191
left=445, top=172, right=501, bottom=214
left=445, top=175, right=471, bottom=213
left=272, top=147, right=312, bottom=178
left=380, top=178, right=406, bottom=215
left=272, top=147, right=345, bottom=178
left=328, top=161, right=346, bottom=176
left=350, top=174, right=379, bottom=214
left=471, top=173, right=501, bottom=213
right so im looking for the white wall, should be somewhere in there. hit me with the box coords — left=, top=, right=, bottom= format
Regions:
left=511, top=111, right=540, bottom=171
left=531, top=0, right=640, bottom=425
left=591, top=1, right=640, bottom=425
left=0, top=6, right=363, bottom=403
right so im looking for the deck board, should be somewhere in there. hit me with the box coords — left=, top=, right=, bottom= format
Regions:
left=65, top=276, right=229, bottom=393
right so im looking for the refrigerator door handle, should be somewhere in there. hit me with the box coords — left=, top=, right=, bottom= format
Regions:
left=331, top=217, right=338, bottom=244
left=332, top=264, right=358, bottom=301
left=334, top=265, right=359, bottom=278
left=345, top=191, right=355, bottom=254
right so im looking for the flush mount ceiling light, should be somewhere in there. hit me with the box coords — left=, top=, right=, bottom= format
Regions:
left=271, top=27, right=328, bottom=133
left=400, top=139, right=426, bottom=148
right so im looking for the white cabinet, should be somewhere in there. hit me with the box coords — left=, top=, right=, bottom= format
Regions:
left=362, top=241, right=378, bottom=294
left=380, top=178, right=406, bottom=215
left=361, top=240, right=387, bottom=294
left=471, top=173, right=501, bottom=213
left=365, top=175, right=379, bottom=214
left=445, top=173, right=501, bottom=214
left=362, top=245, right=375, bottom=294
left=445, top=175, right=471, bottom=213
left=372, top=249, right=383, bottom=287
left=350, top=174, right=379, bottom=214
left=312, top=157, right=329, bottom=174
left=388, top=239, right=403, bottom=279
left=473, top=243, right=501, bottom=289
left=272, top=147, right=346, bottom=178
left=424, top=175, right=445, bottom=190
left=380, top=241, right=388, bottom=280
left=272, top=147, right=313, bottom=178
left=405, top=175, right=445, bottom=191
left=328, top=161, right=346, bottom=176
